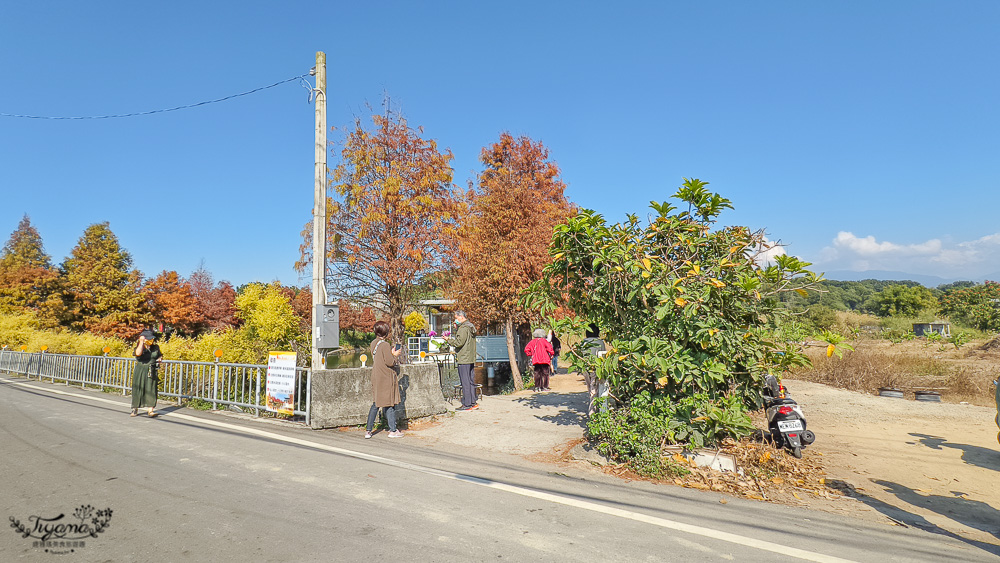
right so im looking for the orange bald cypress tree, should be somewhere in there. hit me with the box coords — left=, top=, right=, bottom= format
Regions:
left=61, top=222, right=149, bottom=339
left=298, top=108, right=463, bottom=345
left=0, top=215, right=59, bottom=319
left=144, top=270, right=200, bottom=336
left=450, top=133, right=575, bottom=387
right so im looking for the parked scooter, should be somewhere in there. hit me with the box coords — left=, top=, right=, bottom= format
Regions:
left=761, top=374, right=815, bottom=458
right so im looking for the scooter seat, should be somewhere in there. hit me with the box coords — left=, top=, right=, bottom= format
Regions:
left=765, top=397, right=798, bottom=406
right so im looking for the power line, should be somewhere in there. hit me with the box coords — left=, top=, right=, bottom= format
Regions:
left=0, top=74, right=311, bottom=120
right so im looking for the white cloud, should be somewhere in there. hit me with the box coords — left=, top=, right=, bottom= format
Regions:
left=816, top=231, right=1000, bottom=279
left=753, top=237, right=787, bottom=267
left=832, top=232, right=941, bottom=257
left=760, top=243, right=786, bottom=264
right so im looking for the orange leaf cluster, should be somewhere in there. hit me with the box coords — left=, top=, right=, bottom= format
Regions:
left=299, top=109, right=463, bottom=342
left=145, top=270, right=200, bottom=335
left=450, top=132, right=575, bottom=326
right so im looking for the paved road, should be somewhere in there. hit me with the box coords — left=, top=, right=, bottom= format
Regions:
left=1, top=376, right=997, bottom=563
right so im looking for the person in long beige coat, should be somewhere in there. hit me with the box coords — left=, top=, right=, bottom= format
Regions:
left=365, top=320, right=404, bottom=438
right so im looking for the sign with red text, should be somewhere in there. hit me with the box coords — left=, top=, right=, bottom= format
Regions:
left=266, top=351, right=296, bottom=415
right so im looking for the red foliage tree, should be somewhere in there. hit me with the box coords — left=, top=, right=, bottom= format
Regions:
left=278, top=285, right=313, bottom=333
left=337, top=298, right=378, bottom=333
left=450, top=133, right=575, bottom=387
left=189, top=266, right=237, bottom=333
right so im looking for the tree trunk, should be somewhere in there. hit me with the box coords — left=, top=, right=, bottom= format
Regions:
left=505, top=317, right=522, bottom=390
left=387, top=285, right=406, bottom=362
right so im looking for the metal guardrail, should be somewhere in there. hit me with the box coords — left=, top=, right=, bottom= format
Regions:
left=0, top=349, right=310, bottom=424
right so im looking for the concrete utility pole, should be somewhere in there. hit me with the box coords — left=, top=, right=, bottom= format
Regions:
left=311, top=51, right=327, bottom=370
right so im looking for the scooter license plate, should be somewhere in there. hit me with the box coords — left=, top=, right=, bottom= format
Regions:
left=778, top=420, right=804, bottom=432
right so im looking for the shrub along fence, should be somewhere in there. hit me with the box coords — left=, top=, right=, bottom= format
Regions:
left=0, top=348, right=311, bottom=423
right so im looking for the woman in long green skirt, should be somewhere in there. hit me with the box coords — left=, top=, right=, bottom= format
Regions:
left=130, top=329, right=162, bottom=417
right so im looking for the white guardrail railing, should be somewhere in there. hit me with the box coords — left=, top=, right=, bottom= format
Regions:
left=0, top=349, right=310, bottom=424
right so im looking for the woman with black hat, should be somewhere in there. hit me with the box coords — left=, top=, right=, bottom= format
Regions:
left=130, top=329, right=163, bottom=417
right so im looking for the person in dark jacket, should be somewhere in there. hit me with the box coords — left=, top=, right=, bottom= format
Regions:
left=366, top=320, right=404, bottom=438
left=548, top=330, right=561, bottom=373
left=130, top=329, right=162, bottom=417
left=447, top=311, right=478, bottom=411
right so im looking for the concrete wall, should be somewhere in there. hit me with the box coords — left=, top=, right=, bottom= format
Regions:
left=310, top=363, right=449, bottom=429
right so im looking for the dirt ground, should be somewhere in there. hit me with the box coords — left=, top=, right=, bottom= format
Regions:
left=403, top=372, right=1000, bottom=550
left=786, top=378, right=1000, bottom=549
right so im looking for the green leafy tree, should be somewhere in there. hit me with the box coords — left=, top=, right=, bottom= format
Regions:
left=61, top=222, right=148, bottom=338
left=869, top=284, right=937, bottom=317
left=803, top=305, right=837, bottom=331
left=938, top=280, right=978, bottom=293
left=938, top=281, right=1000, bottom=331
left=0, top=215, right=59, bottom=318
left=524, top=179, right=820, bottom=472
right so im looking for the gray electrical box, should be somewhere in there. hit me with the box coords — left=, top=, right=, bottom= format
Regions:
left=314, top=304, right=340, bottom=349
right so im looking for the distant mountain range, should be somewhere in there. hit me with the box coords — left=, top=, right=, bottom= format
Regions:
left=819, top=270, right=1000, bottom=288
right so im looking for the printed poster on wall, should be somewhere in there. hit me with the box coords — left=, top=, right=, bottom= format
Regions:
left=266, top=351, right=296, bottom=415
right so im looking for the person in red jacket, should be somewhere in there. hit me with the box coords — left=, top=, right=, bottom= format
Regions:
left=524, top=328, right=555, bottom=391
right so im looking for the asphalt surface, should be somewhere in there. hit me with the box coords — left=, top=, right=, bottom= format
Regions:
left=1, top=375, right=997, bottom=563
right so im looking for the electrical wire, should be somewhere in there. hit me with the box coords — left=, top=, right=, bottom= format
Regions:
left=0, top=74, right=311, bottom=120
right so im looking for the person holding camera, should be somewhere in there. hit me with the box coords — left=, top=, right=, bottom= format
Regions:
left=447, top=311, right=478, bottom=411
left=130, top=329, right=163, bottom=417
left=365, top=321, right=404, bottom=438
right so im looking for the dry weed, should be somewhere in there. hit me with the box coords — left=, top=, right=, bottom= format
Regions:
left=666, top=439, right=839, bottom=502
left=833, top=311, right=880, bottom=334
left=792, top=339, right=999, bottom=405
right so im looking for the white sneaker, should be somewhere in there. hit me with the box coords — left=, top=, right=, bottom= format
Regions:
left=364, top=431, right=373, bottom=439
left=387, top=431, right=404, bottom=438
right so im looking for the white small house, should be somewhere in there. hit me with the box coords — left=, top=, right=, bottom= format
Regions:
left=912, top=322, right=951, bottom=337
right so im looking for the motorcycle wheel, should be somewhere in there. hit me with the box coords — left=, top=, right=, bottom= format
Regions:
left=791, top=446, right=802, bottom=459
left=801, top=429, right=816, bottom=445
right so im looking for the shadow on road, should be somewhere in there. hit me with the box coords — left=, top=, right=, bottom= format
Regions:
left=513, top=391, right=588, bottom=428
left=909, top=432, right=1000, bottom=472
left=826, top=479, right=1000, bottom=557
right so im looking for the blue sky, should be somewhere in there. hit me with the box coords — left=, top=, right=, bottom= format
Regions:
left=2, top=1, right=999, bottom=287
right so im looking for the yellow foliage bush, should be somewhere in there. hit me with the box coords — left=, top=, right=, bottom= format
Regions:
left=0, top=312, right=128, bottom=356
left=404, top=311, right=427, bottom=336
left=157, top=328, right=274, bottom=365
left=0, top=312, right=276, bottom=365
